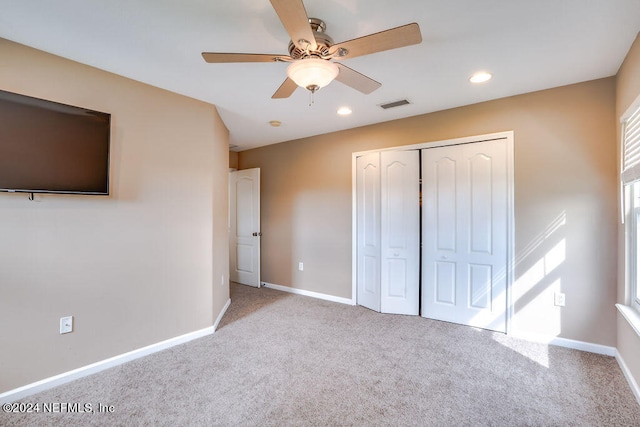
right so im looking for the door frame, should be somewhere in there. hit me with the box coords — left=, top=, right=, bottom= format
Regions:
left=352, top=131, right=515, bottom=333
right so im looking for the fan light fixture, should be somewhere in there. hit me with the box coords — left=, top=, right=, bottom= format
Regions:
left=287, top=58, right=339, bottom=93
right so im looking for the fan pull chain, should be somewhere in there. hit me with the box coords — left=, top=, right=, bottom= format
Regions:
left=308, top=90, right=315, bottom=107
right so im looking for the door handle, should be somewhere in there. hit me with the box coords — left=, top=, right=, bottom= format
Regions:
left=252, top=232, right=262, bottom=237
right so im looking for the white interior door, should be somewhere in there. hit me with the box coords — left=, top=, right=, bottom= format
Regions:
left=421, top=140, right=509, bottom=332
left=229, top=168, right=261, bottom=287
left=356, top=153, right=381, bottom=311
left=380, top=150, right=420, bottom=315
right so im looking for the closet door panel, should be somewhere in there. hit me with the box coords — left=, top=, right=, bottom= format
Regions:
left=356, top=153, right=381, bottom=312
left=380, top=150, right=420, bottom=315
left=422, top=140, right=509, bottom=332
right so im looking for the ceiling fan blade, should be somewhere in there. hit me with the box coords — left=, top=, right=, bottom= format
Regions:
left=335, top=63, right=381, bottom=94
left=202, top=53, right=291, bottom=63
left=269, top=0, right=317, bottom=51
left=272, top=77, right=298, bottom=99
left=332, top=23, right=422, bottom=60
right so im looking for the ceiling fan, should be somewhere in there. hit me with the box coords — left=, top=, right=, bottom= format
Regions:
left=201, top=0, right=422, bottom=99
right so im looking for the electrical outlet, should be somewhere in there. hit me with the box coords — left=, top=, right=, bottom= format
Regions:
left=298, top=262, right=304, bottom=271
left=60, top=316, right=73, bottom=334
left=554, top=292, right=566, bottom=307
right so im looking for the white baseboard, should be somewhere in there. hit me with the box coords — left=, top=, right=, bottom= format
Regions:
left=615, top=350, right=640, bottom=405
left=214, top=298, right=231, bottom=330
left=550, top=336, right=616, bottom=356
left=511, top=331, right=616, bottom=356
left=261, top=281, right=354, bottom=306
left=0, top=299, right=231, bottom=404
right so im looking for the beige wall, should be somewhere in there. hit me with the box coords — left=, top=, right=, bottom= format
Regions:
left=229, top=151, right=239, bottom=170
left=240, top=77, right=618, bottom=346
left=0, top=39, right=229, bottom=393
left=616, top=32, right=640, bottom=394
left=212, top=113, right=231, bottom=326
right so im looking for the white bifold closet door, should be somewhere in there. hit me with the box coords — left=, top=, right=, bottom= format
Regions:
left=356, top=150, right=420, bottom=315
left=421, top=140, right=508, bottom=332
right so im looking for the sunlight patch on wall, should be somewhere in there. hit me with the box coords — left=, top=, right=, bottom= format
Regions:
left=544, top=240, right=566, bottom=275
left=490, top=211, right=567, bottom=366
left=512, top=211, right=567, bottom=338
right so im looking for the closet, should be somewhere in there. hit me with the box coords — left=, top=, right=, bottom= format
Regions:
left=354, top=133, right=513, bottom=333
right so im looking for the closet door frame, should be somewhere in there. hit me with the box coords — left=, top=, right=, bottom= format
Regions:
left=351, top=131, right=515, bottom=333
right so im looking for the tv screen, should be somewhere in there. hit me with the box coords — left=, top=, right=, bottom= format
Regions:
left=0, top=89, right=110, bottom=195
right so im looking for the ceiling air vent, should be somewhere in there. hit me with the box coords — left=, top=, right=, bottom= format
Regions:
left=379, top=99, right=410, bottom=110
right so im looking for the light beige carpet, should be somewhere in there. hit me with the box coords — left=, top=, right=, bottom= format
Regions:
left=2, top=283, right=639, bottom=426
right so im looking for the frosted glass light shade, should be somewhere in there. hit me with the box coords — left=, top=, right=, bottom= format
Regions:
left=287, top=58, right=339, bottom=91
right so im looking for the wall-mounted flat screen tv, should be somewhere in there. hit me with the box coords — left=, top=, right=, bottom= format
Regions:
left=0, top=89, right=110, bottom=195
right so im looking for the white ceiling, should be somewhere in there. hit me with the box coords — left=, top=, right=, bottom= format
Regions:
left=1, top=1, right=640, bottom=151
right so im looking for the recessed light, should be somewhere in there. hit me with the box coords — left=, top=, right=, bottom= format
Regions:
left=469, top=72, right=492, bottom=83
left=337, top=106, right=352, bottom=116
left=269, top=120, right=282, bottom=127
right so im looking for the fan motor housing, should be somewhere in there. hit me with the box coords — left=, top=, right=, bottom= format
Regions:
left=288, top=18, right=334, bottom=59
